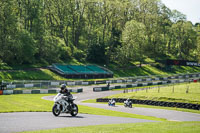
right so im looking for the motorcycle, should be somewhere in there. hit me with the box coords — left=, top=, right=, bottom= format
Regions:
left=52, top=93, right=78, bottom=116
left=108, top=99, right=116, bottom=106
left=124, top=99, right=132, bottom=108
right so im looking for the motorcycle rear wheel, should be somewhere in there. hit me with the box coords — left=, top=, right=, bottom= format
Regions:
left=52, top=104, right=61, bottom=116
left=70, top=104, right=78, bottom=116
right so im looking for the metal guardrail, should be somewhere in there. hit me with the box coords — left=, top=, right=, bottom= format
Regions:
left=1, top=72, right=200, bottom=89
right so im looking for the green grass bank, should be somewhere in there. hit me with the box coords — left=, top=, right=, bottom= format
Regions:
left=21, top=122, right=200, bottom=133
left=106, top=82, right=200, bottom=104
left=1, top=64, right=200, bottom=80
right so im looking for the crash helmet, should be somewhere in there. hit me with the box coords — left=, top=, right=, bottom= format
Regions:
left=60, top=84, right=66, bottom=90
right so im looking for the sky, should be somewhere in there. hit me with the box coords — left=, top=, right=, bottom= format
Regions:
left=161, top=0, right=200, bottom=24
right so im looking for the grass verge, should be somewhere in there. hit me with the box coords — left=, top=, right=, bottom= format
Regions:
left=21, top=122, right=200, bottom=133
left=0, top=69, right=66, bottom=80
left=110, top=64, right=200, bottom=77
left=106, top=82, right=200, bottom=104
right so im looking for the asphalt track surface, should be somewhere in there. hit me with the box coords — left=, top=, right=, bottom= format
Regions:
left=44, top=85, right=200, bottom=122
left=1, top=85, right=200, bottom=133
left=0, top=112, right=155, bottom=133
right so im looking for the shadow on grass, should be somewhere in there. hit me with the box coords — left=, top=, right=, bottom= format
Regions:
left=0, top=69, right=57, bottom=80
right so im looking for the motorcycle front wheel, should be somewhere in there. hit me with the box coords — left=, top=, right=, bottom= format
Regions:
left=70, top=104, right=78, bottom=116
left=52, top=104, right=61, bottom=116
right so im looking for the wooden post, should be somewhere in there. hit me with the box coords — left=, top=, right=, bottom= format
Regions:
left=186, top=86, right=189, bottom=93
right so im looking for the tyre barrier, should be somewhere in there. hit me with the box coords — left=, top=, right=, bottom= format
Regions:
left=96, top=98, right=200, bottom=110
left=1, top=88, right=83, bottom=95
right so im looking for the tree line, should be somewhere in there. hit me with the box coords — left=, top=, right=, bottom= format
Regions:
left=0, top=0, right=200, bottom=66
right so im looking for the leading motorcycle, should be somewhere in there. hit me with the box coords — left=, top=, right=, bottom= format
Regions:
left=124, top=99, right=132, bottom=108
left=52, top=93, right=78, bottom=116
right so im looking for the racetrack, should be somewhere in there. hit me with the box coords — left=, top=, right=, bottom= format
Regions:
left=0, top=112, right=156, bottom=133
left=44, top=85, right=200, bottom=122
left=1, top=85, right=200, bottom=133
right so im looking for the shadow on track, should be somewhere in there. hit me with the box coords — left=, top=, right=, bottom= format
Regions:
left=58, top=115, right=85, bottom=118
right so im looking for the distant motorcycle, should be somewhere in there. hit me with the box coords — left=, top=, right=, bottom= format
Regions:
left=52, top=93, right=78, bottom=116
left=124, top=99, right=132, bottom=108
left=108, top=99, right=116, bottom=106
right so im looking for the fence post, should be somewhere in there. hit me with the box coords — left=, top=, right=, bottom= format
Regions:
left=48, top=81, right=50, bottom=89
left=186, top=86, right=189, bottom=93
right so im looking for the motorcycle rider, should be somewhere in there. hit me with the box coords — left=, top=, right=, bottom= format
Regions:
left=60, top=84, right=71, bottom=96
left=52, top=84, right=78, bottom=116
left=59, top=84, right=72, bottom=110
left=108, top=98, right=116, bottom=106
left=124, top=98, right=132, bottom=107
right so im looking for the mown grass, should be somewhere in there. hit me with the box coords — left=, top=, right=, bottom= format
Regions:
left=106, top=82, right=200, bottom=104
left=21, top=122, right=200, bottom=133
left=0, top=94, right=53, bottom=112
left=1, top=63, right=200, bottom=80
left=0, top=94, right=165, bottom=121
left=110, top=64, right=200, bottom=77
left=0, top=69, right=66, bottom=80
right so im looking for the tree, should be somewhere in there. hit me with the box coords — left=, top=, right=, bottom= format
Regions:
left=0, top=0, right=19, bottom=64
left=170, top=21, right=197, bottom=59
left=117, top=20, right=147, bottom=66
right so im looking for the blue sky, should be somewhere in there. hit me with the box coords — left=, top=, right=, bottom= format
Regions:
left=161, top=0, right=200, bottom=24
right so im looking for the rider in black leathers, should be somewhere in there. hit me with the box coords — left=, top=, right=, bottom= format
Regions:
left=59, top=84, right=73, bottom=110
left=60, top=84, right=71, bottom=96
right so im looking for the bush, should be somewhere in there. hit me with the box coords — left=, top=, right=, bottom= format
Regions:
left=73, top=48, right=86, bottom=62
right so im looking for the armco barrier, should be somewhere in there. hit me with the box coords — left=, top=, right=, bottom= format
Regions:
left=1, top=88, right=83, bottom=95
left=2, top=73, right=200, bottom=89
left=48, top=90, right=57, bottom=94
left=2, top=90, right=13, bottom=95
left=78, top=88, right=83, bottom=92
left=31, top=90, right=40, bottom=94
left=96, top=98, right=200, bottom=110
left=13, top=90, right=23, bottom=94
left=93, top=87, right=109, bottom=92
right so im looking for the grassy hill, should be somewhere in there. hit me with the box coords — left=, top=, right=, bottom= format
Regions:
left=1, top=62, right=200, bottom=80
